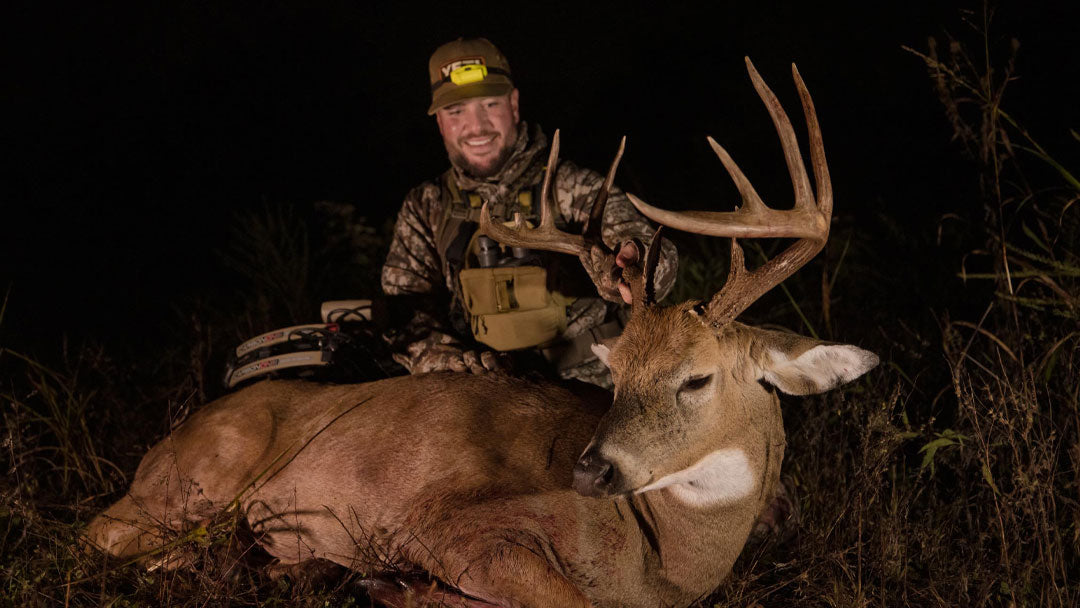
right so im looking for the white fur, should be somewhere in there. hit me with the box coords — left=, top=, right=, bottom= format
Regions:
left=635, top=448, right=756, bottom=507
left=763, top=344, right=879, bottom=395
left=591, top=342, right=611, bottom=366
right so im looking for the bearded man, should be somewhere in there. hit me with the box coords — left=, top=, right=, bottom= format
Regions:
left=381, top=38, right=677, bottom=388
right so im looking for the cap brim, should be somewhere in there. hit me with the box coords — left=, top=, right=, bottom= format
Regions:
left=428, top=81, right=514, bottom=115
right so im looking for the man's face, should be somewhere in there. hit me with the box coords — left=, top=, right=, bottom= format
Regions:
left=435, top=89, right=520, bottom=178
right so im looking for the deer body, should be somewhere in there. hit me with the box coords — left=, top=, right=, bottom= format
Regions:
left=87, top=59, right=880, bottom=607
left=88, top=347, right=790, bottom=607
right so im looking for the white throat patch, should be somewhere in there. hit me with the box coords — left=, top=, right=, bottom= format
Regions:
left=635, top=448, right=756, bottom=507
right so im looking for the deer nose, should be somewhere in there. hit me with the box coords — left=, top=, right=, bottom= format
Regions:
left=573, top=450, right=616, bottom=497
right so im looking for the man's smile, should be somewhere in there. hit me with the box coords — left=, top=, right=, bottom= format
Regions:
left=462, top=134, right=498, bottom=152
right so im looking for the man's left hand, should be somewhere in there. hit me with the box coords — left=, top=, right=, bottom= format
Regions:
left=579, top=241, right=639, bottom=305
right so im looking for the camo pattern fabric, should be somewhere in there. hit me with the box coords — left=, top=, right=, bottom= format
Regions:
left=381, top=123, right=677, bottom=388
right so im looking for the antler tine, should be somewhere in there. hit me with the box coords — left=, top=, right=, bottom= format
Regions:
left=538, top=129, right=562, bottom=232
left=793, top=63, right=832, bottom=219
left=745, top=57, right=814, bottom=212
left=479, top=129, right=587, bottom=257
left=584, top=136, right=627, bottom=245
left=707, top=135, right=767, bottom=214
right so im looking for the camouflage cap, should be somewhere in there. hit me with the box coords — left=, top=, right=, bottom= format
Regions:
left=427, top=38, right=514, bottom=115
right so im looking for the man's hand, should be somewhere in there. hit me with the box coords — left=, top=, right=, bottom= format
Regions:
left=409, top=345, right=511, bottom=375
left=579, top=241, right=640, bottom=304
left=462, top=350, right=511, bottom=374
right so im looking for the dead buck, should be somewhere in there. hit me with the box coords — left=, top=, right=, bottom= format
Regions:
left=85, top=58, right=878, bottom=608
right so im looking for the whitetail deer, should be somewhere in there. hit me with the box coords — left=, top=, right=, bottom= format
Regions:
left=85, top=58, right=878, bottom=608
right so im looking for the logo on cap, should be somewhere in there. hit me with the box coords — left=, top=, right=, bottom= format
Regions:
left=441, top=57, right=485, bottom=78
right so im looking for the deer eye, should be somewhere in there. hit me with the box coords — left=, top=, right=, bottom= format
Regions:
left=679, top=374, right=713, bottom=394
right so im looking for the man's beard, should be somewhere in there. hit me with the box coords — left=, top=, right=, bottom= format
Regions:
left=449, top=137, right=517, bottom=178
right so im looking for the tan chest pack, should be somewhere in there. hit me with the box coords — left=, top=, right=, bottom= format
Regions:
left=459, top=247, right=575, bottom=352
left=437, top=171, right=574, bottom=351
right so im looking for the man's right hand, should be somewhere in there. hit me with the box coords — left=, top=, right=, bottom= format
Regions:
left=408, top=345, right=511, bottom=375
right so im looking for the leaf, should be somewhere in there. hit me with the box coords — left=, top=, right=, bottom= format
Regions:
left=939, top=429, right=969, bottom=443
left=1044, top=347, right=1059, bottom=384
left=982, top=462, right=1001, bottom=495
left=918, top=437, right=957, bottom=475
left=1021, top=223, right=1050, bottom=254
left=918, top=437, right=956, bottom=454
left=188, top=525, right=210, bottom=546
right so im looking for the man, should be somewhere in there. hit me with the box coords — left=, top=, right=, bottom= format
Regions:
left=381, top=38, right=677, bottom=388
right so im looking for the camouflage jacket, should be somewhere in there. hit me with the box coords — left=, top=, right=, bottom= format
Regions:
left=381, top=123, right=677, bottom=385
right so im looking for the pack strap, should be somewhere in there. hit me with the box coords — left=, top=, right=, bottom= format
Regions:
left=435, top=170, right=481, bottom=262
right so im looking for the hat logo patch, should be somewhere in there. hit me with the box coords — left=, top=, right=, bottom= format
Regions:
left=441, top=57, right=485, bottom=78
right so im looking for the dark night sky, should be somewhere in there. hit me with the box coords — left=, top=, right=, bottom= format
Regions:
left=3, top=1, right=1079, bottom=354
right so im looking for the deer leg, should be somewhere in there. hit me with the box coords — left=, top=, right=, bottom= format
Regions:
left=750, top=480, right=799, bottom=542
left=360, top=576, right=502, bottom=608
left=82, top=493, right=206, bottom=570
left=414, top=539, right=592, bottom=608
left=83, top=494, right=163, bottom=559
left=83, top=450, right=221, bottom=568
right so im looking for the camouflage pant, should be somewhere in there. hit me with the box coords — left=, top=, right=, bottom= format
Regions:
left=559, top=356, right=613, bottom=390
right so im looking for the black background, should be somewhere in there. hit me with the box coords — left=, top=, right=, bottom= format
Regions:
left=3, top=1, right=1079, bottom=355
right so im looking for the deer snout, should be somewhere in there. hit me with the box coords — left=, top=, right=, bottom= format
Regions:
left=573, top=449, right=618, bottom=497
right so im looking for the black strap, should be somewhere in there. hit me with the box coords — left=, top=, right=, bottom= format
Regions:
left=445, top=221, right=477, bottom=282
left=435, top=170, right=464, bottom=257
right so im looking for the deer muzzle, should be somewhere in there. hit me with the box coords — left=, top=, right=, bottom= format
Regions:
left=572, top=448, right=618, bottom=497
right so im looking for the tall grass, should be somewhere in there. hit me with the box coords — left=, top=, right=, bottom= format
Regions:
left=707, top=9, right=1080, bottom=608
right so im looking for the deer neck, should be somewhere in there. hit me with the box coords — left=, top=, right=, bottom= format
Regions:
left=630, top=406, right=784, bottom=594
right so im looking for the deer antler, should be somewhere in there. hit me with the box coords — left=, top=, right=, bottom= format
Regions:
left=627, top=57, right=832, bottom=326
left=479, top=131, right=625, bottom=258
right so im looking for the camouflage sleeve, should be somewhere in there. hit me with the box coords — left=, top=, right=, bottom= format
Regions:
left=381, top=183, right=444, bottom=295
left=380, top=184, right=469, bottom=373
left=554, top=161, right=678, bottom=301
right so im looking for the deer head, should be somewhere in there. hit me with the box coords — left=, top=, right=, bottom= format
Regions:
left=481, top=58, right=878, bottom=505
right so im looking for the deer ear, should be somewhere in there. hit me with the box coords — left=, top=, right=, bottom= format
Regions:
left=748, top=328, right=879, bottom=396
